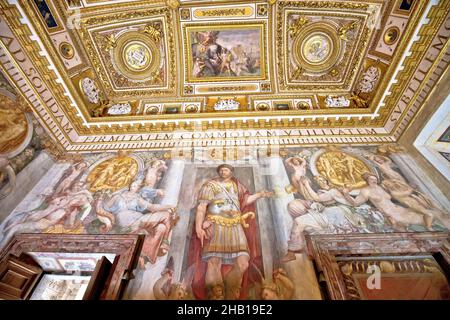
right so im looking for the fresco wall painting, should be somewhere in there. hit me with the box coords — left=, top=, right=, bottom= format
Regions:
left=0, top=145, right=449, bottom=300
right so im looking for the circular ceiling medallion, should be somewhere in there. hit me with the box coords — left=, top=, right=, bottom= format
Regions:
left=113, top=31, right=160, bottom=81
left=383, top=26, right=400, bottom=45
left=123, top=42, right=152, bottom=71
left=292, top=23, right=341, bottom=73
left=302, top=34, right=332, bottom=64
left=59, top=42, right=74, bottom=60
left=185, top=104, right=199, bottom=113
left=256, top=102, right=270, bottom=111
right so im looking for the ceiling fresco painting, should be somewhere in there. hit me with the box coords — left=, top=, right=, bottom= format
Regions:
left=0, top=0, right=448, bottom=153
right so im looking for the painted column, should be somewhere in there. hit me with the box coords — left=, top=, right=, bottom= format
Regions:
left=158, top=159, right=186, bottom=207
left=158, top=158, right=187, bottom=282
left=259, top=155, right=294, bottom=257
left=252, top=162, right=276, bottom=281
left=0, top=151, right=55, bottom=222
left=257, top=154, right=322, bottom=300
left=125, top=158, right=186, bottom=299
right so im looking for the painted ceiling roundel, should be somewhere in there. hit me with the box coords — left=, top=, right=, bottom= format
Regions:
left=0, top=0, right=448, bottom=152
left=113, top=31, right=161, bottom=81
left=302, top=34, right=332, bottom=64
left=124, top=43, right=152, bottom=71
left=292, top=22, right=341, bottom=73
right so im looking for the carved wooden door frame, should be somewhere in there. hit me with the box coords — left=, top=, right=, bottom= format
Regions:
left=0, top=233, right=144, bottom=300
left=305, top=232, right=450, bottom=300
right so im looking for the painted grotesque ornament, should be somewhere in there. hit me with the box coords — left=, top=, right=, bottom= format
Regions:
left=80, top=77, right=100, bottom=104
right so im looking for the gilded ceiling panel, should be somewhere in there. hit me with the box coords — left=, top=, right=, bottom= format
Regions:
left=78, top=7, right=176, bottom=99
left=179, top=2, right=271, bottom=97
left=277, top=2, right=376, bottom=92
left=0, top=0, right=448, bottom=152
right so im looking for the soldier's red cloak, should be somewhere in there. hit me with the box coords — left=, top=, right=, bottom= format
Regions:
left=187, top=177, right=263, bottom=300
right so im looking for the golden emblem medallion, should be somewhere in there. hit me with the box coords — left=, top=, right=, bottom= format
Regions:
left=87, top=155, right=139, bottom=192
left=316, top=151, right=371, bottom=189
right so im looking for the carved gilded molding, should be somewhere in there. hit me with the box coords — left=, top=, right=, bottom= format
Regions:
left=78, top=7, right=177, bottom=98
left=0, top=0, right=448, bottom=152
left=277, top=4, right=373, bottom=92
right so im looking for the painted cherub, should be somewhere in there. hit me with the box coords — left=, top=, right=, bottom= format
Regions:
left=260, top=268, right=295, bottom=300
left=153, top=258, right=195, bottom=300
left=144, top=159, right=168, bottom=189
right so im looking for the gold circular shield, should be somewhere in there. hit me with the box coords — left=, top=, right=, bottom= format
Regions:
left=315, top=151, right=372, bottom=189
left=185, top=104, right=199, bottom=113
left=145, top=106, right=160, bottom=115
left=383, top=26, right=400, bottom=45
left=59, top=42, right=75, bottom=60
left=0, top=95, right=29, bottom=154
left=256, top=102, right=270, bottom=111
left=87, top=156, right=138, bottom=192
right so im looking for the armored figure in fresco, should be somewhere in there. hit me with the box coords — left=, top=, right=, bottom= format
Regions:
left=189, top=164, right=272, bottom=300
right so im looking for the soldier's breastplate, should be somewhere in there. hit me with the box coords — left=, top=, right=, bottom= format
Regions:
left=207, top=197, right=239, bottom=217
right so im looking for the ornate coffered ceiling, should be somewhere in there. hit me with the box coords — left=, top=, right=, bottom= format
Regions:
left=80, top=7, right=176, bottom=98
left=0, top=0, right=449, bottom=152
